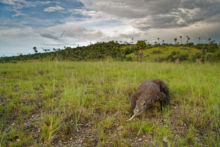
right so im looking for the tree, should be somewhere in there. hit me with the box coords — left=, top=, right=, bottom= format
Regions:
left=136, top=40, right=146, bottom=50
left=180, top=36, right=182, bottom=44
left=43, top=49, right=50, bottom=52
left=136, top=40, right=146, bottom=62
left=186, top=35, right=190, bottom=43
left=157, top=37, right=160, bottom=44
left=208, top=37, right=212, bottom=44
left=174, top=38, right=177, bottom=44
left=33, top=46, right=38, bottom=53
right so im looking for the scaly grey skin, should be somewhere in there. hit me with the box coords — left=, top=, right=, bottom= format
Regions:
left=128, top=79, right=170, bottom=121
left=127, top=97, right=151, bottom=121
left=133, top=98, right=148, bottom=116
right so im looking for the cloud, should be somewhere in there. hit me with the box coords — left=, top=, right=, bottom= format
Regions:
left=0, top=26, right=42, bottom=56
left=44, top=6, right=64, bottom=12
left=40, top=33, right=60, bottom=41
left=1, top=0, right=220, bottom=57
left=0, top=0, right=35, bottom=9
left=0, top=0, right=27, bottom=5
left=0, top=0, right=52, bottom=16
left=0, top=25, right=74, bottom=56
left=0, top=26, right=37, bottom=43
left=39, top=23, right=105, bottom=43
left=0, top=0, right=51, bottom=7
left=78, top=0, right=220, bottom=31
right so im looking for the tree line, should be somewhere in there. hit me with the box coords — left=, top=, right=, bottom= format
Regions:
left=0, top=39, right=220, bottom=63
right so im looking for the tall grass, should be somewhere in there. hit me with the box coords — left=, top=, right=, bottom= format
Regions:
left=0, top=61, right=219, bottom=146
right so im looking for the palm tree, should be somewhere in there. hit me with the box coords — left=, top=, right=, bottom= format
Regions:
left=198, top=37, right=201, bottom=44
left=174, top=38, right=177, bottom=44
left=33, top=46, right=38, bottom=53
left=208, top=37, right=212, bottom=44
left=186, top=35, right=190, bottom=43
left=157, top=37, right=160, bottom=44
left=43, top=48, right=50, bottom=52
left=180, top=36, right=182, bottom=44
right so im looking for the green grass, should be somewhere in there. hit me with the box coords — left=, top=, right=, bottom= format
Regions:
left=126, top=46, right=202, bottom=62
left=0, top=61, right=219, bottom=146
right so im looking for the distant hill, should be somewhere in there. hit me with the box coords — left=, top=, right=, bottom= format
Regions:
left=126, top=46, right=201, bottom=62
left=0, top=41, right=220, bottom=63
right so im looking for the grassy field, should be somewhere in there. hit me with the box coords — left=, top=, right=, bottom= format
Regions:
left=0, top=61, right=219, bottom=146
left=126, top=46, right=202, bottom=62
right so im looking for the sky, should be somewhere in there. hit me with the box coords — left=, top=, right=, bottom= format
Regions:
left=0, top=0, right=220, bottom=56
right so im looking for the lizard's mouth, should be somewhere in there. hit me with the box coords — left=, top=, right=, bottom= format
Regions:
left=127, top=113, right=136, bottom=121
left=127, top=110, right=144, bottom=121
left=134, top=109, right=144, bottom=116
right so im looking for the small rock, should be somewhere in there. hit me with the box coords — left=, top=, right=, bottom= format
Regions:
left=37, top=128, right=41, bottom=133
left=117, top=126, right=124, bottom=131
left=138, top=138, right=142, bottom=141
left=195, top=137, right=200, bottom=143
left=16, top=139, right=20, bottom=142
left=163, top=136, right=168, bottom=143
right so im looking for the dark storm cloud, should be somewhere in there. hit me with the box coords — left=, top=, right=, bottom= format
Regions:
left=79, top=0, right=220, bottom=30
left=1, top=0, right=220, bottom=56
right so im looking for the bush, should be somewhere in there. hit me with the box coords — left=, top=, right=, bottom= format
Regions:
left=166, top=51, right=180, bottom=62
left=152, top=50, right=162, bottom=54
left=155, top=57, right=166, bottom=62
left=179, top=54, right=189, bottom=61
left=166, top=51, right=189, bottom=62
left=125, top=56, right=133, bottom=61
left=207, top=50, right=220, bottom=62
left=192, top=52, right=202, bottom=61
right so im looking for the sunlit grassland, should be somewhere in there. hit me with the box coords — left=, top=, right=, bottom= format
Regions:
left=0, top=61, right=219, bottom=146
left=126, top=46, right=202, bottom=61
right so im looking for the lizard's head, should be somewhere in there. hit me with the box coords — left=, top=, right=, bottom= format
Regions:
left=133, top=98, right=147, bottom=116
left=128, top=96, right=153, bottom=121
left=127, top=98, right=147, bottom=121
